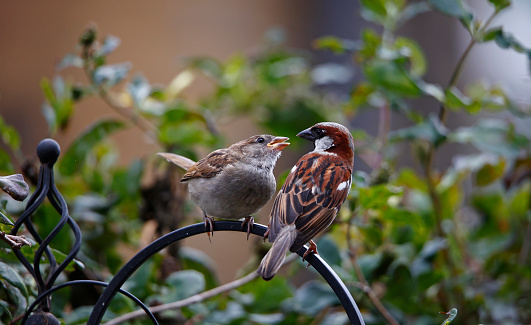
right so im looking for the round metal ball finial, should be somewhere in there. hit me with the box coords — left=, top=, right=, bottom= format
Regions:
left=36, top=138, right=60, bottom=165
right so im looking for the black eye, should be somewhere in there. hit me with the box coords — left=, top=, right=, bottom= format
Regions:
left=314, top=128, right=325, bottom=137
left=256, top=137, right=265, bottom=143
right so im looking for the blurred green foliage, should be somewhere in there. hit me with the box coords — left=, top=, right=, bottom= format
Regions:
left=1, top=0, right=531, bottom=324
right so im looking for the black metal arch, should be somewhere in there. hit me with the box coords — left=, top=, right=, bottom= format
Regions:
left=22, top=280, right=158, bottom=325
left=88, top=221, right=365, bottom=325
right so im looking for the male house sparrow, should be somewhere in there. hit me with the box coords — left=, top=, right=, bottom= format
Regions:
left=158, top=135, right=289, bottom=239
left=257, top=122, right=354, bottom=280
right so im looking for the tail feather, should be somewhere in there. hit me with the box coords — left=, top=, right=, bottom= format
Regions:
left=257, top=225, right=297, bottom=280
left=157, top=152, right=196, bottom=171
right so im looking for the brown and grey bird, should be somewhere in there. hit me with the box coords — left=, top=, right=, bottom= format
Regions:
left=158, top=134, right=289, bottom=239
left=257, top=122, right=354, bottom=280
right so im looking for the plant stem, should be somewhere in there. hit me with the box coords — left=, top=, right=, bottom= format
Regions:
left=82, top=57, right=160, bottom=143
left=346, top=221, right=400, bottom=325
left=439, top=10, right=499, bottom=122
left=103, top=254, right=298, bottom=325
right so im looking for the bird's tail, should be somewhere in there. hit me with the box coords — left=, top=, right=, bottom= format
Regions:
left=157, top=152, right=196, bottom=170
left=257, top=225, right=297, bottom=281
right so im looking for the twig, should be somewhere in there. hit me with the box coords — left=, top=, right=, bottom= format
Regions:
left=0, top=232, right=31, bottom=249
left=103, top=254, right=298, bottom=325
left=81, top=51, right=160, bottom=143
left=439, top=9, right=499, bottom=122
left=346, top=222, right=399, bottom=325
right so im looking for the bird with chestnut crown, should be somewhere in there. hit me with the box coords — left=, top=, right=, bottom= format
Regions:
left=257, top=122, right=354, bottom=280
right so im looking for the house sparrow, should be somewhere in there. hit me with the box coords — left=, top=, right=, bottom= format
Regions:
left=257, top=122, right=354, bottom=280
left=158, top=134, right=289, bottom=239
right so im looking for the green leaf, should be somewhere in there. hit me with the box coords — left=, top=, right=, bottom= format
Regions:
left=316, top=235, right=341, bottom=266
left=428, top=0, right=473, bottom=27
left=57, top=53, right=83, bottom=70
left=488, top=0, right=511, bottom=12
left=450, top=119, right=529, bottom=159
left=180, top=247, right=219, bottom=289
left=164, top=270, right=205, bottom=302
left=313, top=36, right=359, bottom=54
left=0, top=211, right=13, bottom=226
left=397, top=2, right=431, bottom=27
left=389, top=115, right=448, bottom=147
left=0, top=174, right=29, bottom=201
left=239, top=276, right=293, bottom=313
left=0, top=116, right=21, bottom=151
left=59, top=119, right=125, bottom=176
left=292, top=280, right=340, bottom=315
left=394, top=37, right=427, bottom=77
left=95, top=35, right=121, bottom=57
left=359, top=0, right=387, bottom=24
left=363, top=59, right=421, bottom=96
left=40, top=76, right=75, bottom=133
left=0, top=299, right=12, bottom=319
left=185, top=57, right=223, bottom=82
left=93, top=63, right=131, bottom=87
left=127, top=74, right=151, bottom=108
left=476, top=157, right=506, bottom=186
left=410, top=238, right=447, bottom=276
left=0, top=261, right=28, bottom=299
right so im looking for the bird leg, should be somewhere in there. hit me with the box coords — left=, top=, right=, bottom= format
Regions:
left=203, top=212, right=214, bottom=242
left=263, top=227, right=270, bottom=243
left=302, top=240, right=319, bottom=267
left=241, top=216, right=254, bottom=240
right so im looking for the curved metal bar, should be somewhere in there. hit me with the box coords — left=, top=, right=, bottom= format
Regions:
left=21, top=280, right=158, bottom=325
left=10, top=138, right=84, bottom=316
left=41, top=174, right=82, bottom=289
left=88, top=221, right=365, bottom=325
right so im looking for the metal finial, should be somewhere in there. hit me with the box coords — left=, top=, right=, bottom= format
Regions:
left=36, top=138, right=60, bottom=165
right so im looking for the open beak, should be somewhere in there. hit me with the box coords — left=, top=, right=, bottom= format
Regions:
left=267, top=136, right=290, bottom=151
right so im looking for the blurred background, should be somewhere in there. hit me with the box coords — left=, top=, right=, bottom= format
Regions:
left=1, top=0, right=529, bottom=281
left=1, top=1, right=530, bottom=324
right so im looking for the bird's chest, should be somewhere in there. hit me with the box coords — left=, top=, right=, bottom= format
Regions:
left=188, top=164, right=275, bottom=218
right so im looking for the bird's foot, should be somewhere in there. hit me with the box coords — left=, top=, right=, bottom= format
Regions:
left=203, top=214, right=214, bottom=243
left=302, top=240, right=318, bottom=267
left=263, top=227, right=270, bottom=243
left=241, top=216, right=254, bottom=240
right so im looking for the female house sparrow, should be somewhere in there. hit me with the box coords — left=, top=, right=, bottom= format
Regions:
left=257, top=122, right=354, bottom=280
left=158, top=135, right=289, bottom=239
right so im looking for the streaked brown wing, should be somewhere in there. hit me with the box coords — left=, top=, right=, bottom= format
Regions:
left=268, top=152, right=352, bottom=244
left=181, top=149, right=233, bottom=182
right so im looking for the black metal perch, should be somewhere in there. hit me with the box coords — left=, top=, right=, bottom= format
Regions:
left=11, top=139, right=365, bottom=325
left=87, top=221, right=365, bottom=325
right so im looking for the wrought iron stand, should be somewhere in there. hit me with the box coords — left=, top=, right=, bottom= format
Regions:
left=11, top=139, right=365, bottom=325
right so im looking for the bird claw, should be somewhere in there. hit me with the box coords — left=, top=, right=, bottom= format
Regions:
left=241, top=216, right=254, bottom=240
left=263, top=227, right=270, bottom=243
left=203, top=214, right=214, bottom=243
left=302, top=240, right=318, bottom=262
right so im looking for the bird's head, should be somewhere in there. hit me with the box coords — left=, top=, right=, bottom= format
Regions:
left=297, top=122, right=354, bottom=165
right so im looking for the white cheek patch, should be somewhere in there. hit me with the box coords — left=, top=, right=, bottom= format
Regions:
left=314, top=136, right=334, bottom=151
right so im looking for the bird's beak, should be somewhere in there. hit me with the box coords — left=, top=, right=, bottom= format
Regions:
left=267, top=137, right=290, bottom=151
left=439, top=311, right=450, bottom=315
left=297, top=128, right=315, bottom=141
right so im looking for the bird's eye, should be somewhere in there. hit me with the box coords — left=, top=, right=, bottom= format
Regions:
left=314, top=128, right=325, bottom=137
left=256, top=137, right=265, bottom=143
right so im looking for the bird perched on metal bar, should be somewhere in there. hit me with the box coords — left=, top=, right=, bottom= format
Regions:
left=257, top=122, right=354, bottom=280
left=158, top=134, right=289, bottom=240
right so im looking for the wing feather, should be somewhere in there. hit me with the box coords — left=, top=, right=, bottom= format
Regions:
left=267, top=152, right=352, bottom=249
left=181, top=149, right=234, bottom=181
